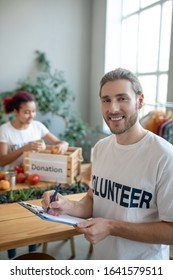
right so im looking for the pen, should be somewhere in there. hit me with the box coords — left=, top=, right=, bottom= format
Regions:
left=46, top=183, right=62, bottom=213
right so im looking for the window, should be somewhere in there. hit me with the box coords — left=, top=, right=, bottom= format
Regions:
left=104, top=0, right=173, bottom=132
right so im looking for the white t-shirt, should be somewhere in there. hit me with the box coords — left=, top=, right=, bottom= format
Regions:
left=0, top=121, right=49, bottom=170
left=91, top=131, right=173, bottom=260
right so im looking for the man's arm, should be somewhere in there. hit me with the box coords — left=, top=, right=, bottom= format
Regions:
left=77, top=218, right=173, bottom=245
left=110, top=219, right=173, bottom=244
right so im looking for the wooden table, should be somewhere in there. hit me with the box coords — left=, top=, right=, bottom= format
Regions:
left=0, top=193, right=86, bottom=255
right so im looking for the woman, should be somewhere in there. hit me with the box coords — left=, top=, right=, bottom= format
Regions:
left=0, top=90, right=69, bottom=259
left=0, top=91, right=68, bottom=170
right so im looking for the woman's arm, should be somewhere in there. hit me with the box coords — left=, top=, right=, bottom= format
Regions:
left=0, top=141, right=46, bottom=166
left=44, top=132, right=69, bottom=154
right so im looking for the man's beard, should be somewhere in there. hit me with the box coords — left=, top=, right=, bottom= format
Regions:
left=104, top=110, right=138, bottom=135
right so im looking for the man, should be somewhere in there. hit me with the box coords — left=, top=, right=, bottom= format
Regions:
left=42, top=68, right=173, bottom=260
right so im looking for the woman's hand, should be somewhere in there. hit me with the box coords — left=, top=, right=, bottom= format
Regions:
left=56, top=141, right=69, bottom=154
left=23, top=140, right=46, bottom=152
left=36, top=140, right=46, bottom=151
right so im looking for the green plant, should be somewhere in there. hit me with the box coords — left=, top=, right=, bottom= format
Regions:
left=19, top=52, right=74, bottom=115
left=9, top=188, right=36, bottom=203
left=0, top=181, right=88, bottom=204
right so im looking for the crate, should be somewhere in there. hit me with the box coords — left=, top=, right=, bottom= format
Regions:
left=23, top=147, right=83, bottom=184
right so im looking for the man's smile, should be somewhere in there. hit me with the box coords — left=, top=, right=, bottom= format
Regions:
left=108, top=114, right=125, bottom=122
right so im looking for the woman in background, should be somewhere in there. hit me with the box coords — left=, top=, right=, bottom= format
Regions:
left=0, top=90, right=69, bottom=259
left=0, top=90, right=68, bottom=170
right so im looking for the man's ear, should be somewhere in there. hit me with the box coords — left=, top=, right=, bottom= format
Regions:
left=138, top=93, right=144, bottom=109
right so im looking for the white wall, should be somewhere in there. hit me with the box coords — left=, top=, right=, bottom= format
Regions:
left=89, top=0, right=107, bottom=127
left=0, top=0, right=106, bottom=135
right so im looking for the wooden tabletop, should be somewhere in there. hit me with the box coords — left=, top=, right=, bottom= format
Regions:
left=0, top=193, right=86, bottom=251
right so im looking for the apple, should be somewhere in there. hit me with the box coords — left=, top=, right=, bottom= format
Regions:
left=16, top=172, right=27, bottom=184
left=28, top=174, right=40, bottom=185
left=14, top=165, right=24, bottom=174
left=0, top=180, right=10, bottom=190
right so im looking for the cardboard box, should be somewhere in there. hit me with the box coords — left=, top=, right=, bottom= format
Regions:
left=23, top=147, right=83, bottom=184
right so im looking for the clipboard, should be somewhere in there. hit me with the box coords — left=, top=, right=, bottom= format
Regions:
left=18, top=201, right=86, bottom=226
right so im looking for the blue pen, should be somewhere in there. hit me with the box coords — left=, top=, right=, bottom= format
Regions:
left=46, top=184, right=62, bottom=213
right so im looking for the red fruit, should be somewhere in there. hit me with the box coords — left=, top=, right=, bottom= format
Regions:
left=16, top=172, right=27, bottom=183
left=28, top=174, right=40, bottom=185
left=14, top=165, right=24, bottom=174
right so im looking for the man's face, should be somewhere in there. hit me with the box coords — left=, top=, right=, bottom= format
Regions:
left=100, top=79, right=143, bottom=135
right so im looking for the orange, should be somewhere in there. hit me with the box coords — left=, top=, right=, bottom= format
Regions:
left=0, top=180, right=10, bottom=190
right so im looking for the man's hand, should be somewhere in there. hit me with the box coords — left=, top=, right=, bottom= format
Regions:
left=76, top=218, right=111, bottom=244
left=41, top=191, right=72, bottom=215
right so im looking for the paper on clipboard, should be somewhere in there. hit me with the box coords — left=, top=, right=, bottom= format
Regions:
left=18, top=201, right=86, bottom=226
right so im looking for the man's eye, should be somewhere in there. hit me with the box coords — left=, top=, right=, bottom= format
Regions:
left=118, top=97, right=127, bottom=102
left=102, top=99, right=110, bottom=103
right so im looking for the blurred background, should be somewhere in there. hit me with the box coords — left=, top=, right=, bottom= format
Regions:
left=0, top=0, right=173, bottom=151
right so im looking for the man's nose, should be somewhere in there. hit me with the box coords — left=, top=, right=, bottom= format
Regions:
left=109, top=101, right=120, bottom=112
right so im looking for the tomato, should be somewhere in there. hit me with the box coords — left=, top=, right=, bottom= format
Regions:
left=16, top=172, right=27, bottom=183
left=14, top=165, right=24, bottom=174
left=28, top=174, right=40, bottom=185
